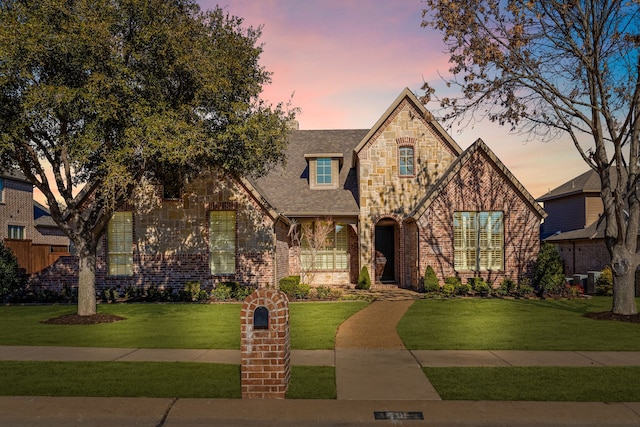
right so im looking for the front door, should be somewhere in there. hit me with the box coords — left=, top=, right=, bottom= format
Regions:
left=375, top=225, right=395, bottom=283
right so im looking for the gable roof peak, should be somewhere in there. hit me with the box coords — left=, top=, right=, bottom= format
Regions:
left=411, top=137, right=546, bottom=219
left=353, top=88, right=463, bottom=160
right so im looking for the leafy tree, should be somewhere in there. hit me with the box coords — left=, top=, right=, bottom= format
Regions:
left=532, top=243, right=566, bottom=297
left=0, top=0, right=295, bottom=315
left=422, top=0, right=640, bottom=314
left=0, top=241, right=26, bottom=302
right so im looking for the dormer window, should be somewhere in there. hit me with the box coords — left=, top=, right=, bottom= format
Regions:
left=305, top=153, right=343, bottom=190
left=316, top=158, right=332, bottom=185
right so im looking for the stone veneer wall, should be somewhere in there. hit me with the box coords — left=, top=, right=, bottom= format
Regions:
left=417, top=149, right=542, bottom=285
left=357, top=100, right=458, bottom=286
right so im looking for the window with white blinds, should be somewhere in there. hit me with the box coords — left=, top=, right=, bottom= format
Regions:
left=301, top=222, right=348, bottom=271
left=107, top=212, right=133, bottom=276
left=209, top=210, right=236, bottom=275
left=454, top=211, right=503, bottom=271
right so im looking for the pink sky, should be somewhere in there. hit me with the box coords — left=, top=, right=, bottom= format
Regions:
left=204, top=0, right=589, bottom=199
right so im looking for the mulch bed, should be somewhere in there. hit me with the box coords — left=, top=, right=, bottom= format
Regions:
left=584, top=311, right=640, bottom=323
left=41, top=313, right=126, bottom=325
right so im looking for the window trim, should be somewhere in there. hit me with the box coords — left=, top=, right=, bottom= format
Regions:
left=453, top=211, right=504, bottom=272
left=305, top=153, right=343, bottom=190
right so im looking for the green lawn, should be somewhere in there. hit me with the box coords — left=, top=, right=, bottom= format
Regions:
left=0, top=361, right=335, bottom=399
left=424, top=366, right=640, bottom=401
left=398, top=297, right=640, bottom=350
left=0, top=301, right=367, bottom=349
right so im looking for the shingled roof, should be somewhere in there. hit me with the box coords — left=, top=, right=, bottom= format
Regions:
left=249, top=129, right=368, bottom=217
left=537, top=169, right=600, bottom=202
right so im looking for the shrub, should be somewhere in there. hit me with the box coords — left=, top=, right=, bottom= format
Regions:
left=0, top=241, right=26, bottom=302
left=442, top=277, right=460, bottom=296
left=567, top=284, right=584, bottom=298
left=455, top=282, right=472, bottom=296
left=596, top=266, right=613, bottom=296
left=532, top=243, right=566, bottom=296
left=212, top=283, right=233, bottom=301
left=356, top=266, right=371, bottom=290
left=469, top=277, right=491, bottom=296
left=101, top=287, right=120, bottom=303
left=442, top=282, right=455, bottom=296
left=423, top=266, right=440, bottom=293
left=314, top=285, right=333, bottom=300
left=498, top=277, right=517, bottom=296
left=279, top=276, right=301, bottom=294
left=180, top=281, right=202, bottom=301
left=233, top=285, right=254, bottom=300
left=517, top=282, right=535, bottom=297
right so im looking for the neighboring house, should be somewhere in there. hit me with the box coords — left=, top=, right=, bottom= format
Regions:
left=0, top=169, right=70, bottom=273
left=538, top=169, right=633, bottom=291
left=32, top=89, right=545, bottom=292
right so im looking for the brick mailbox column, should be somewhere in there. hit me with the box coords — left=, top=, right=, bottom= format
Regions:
left=241, top=288, right=291, bottom=399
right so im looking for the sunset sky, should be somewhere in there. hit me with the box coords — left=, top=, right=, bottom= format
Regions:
left=205, top=0, right=591, bottom=199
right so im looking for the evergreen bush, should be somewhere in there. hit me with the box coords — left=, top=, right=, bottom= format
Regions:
left=423, top=266, right=440, bottom=293
left=356, top=266, right=371, bottom=290
left=0, top=241, right=26, bottom=302
left=596, top=266, right=614, bottom=296
left=532, top=243, right=566, bottom=296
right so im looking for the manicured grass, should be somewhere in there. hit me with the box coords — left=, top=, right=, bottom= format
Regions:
left=0, top=361, right=335, bottom=399
left=0, top=304, right=241, bottom=349
left=290, top=302, right=367, bottom=349
left=424, top=367, right=640, bottom=401
left=0, top=301, right=367, bottom=349
left=398, top=297, right=640, bottom=350
left=0, top=361, right=241, bottom=398
left=286, top=366, right=336, bottom=399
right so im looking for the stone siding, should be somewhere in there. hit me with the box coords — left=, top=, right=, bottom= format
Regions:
left=357, top=100, right=458, bottom=285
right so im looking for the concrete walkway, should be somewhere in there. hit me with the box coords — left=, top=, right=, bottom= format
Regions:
left=335, top=300, right=442, bottom=400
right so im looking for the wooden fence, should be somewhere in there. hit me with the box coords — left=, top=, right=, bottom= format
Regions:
left=3, top=239, right=70, bottom=274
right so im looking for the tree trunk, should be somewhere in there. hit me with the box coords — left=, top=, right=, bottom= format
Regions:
left=611, top=246, right=638, bottom=315
left=77, top=248, right=97, bottom=316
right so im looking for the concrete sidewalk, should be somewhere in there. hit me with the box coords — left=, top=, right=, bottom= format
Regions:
left=1, top=396, right=640, bottom=426
left=3, top=345, right=640, bottom=367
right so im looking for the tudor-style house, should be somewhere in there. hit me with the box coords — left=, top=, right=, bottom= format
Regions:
left=31, top=89, right=545, bottom=292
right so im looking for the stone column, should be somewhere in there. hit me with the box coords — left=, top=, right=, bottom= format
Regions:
left=240, top=288, right=291, bottom=399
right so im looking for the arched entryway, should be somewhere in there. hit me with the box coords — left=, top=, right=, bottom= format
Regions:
left=374, top=219, right=399, bottom=284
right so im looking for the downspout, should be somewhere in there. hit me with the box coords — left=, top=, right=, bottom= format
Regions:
left=572, top=241, right=576, bottom=276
